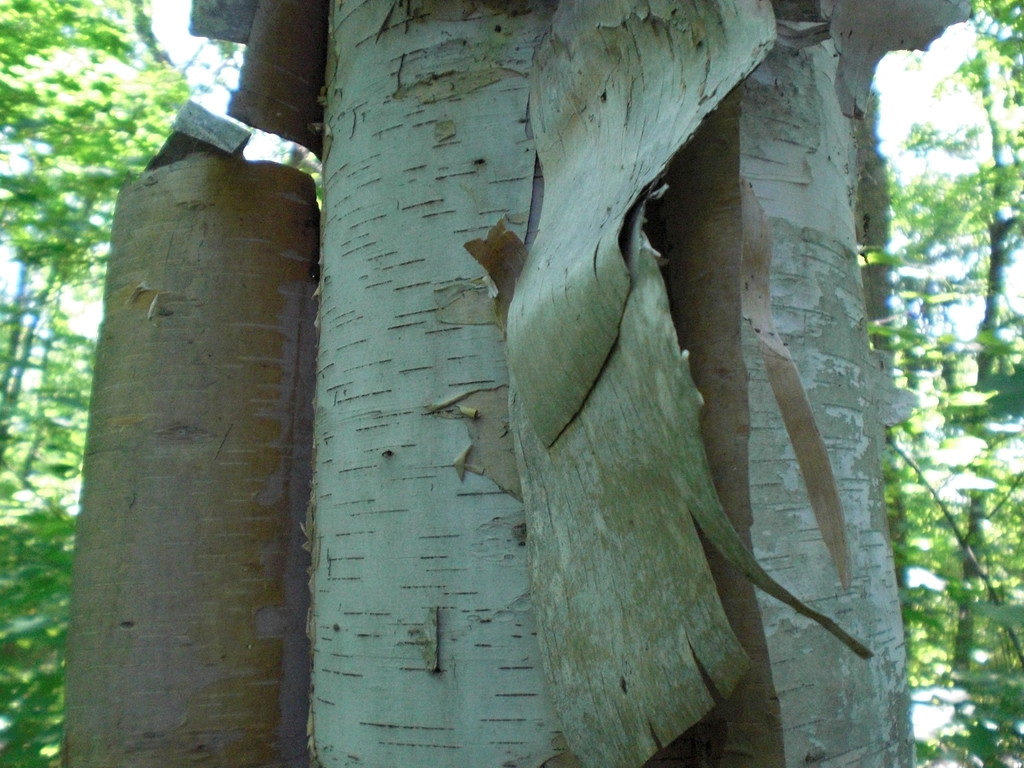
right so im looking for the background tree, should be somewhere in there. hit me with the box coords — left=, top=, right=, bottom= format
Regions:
left=0, top=1, right=186, bottom=764
left=876, top=1, right=1024, bottom=764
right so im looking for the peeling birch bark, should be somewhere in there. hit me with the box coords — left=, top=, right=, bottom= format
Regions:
left=828, top=0, right=970, bottom=117
left=513, top=245, right=751, bottom=768
left=503, top=1, right=870, bottom=764
left=739, top=41, right=914, bottom=766
left=507, top=0, right=777, bottom=446
left=65, top=155, right=317, bottom=768
left=311, top=3, right=565, bottom=765
left=740, top=181, right=852, bottom=588
left=502, top=2, right=898, bottom=763
left=510, top=206, right=871, bottom=768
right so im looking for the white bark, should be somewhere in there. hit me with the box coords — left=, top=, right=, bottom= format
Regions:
left=740, top=42, right=912, bottom=766
left=311, top=3, right=564, bottom=766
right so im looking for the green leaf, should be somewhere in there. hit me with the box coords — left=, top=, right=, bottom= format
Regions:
left=1, top=614, right=52, bottom=639
left=946, top=390, right=994, bottom=408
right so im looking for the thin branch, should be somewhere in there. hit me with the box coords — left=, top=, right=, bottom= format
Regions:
left=988, top=468, right=1024, bottom=521
left=889, top=437, right=970, bottom=548
left=889, top=437, right=1024, bottom=668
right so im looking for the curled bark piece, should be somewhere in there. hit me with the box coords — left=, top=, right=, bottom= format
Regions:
left=512, top=241, right=750, bottom=768
left=506, top=0, right=777, bottom=447
left=172, top=100, right=250, bottom=155
left=464, top=219, right=528, bottom=331
left=829, top=0, right=970, bottom=117
left=512, top=200, right=869, bottom=768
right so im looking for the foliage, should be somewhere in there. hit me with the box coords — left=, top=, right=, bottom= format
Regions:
left=0, top=1, right=187, bottom=764
left=879, top=2, right=1024, bottom=765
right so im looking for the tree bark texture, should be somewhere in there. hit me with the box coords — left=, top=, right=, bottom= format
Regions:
left=651, top=90, right=787, bottom=768
left=650, top=42, right=918, bottom=763
left=64, top=154, right=318, bottom=768
left=229, top=0, right=330, bottom=154
left=738, top=43, right=913, bottom=766
left=310, top=2, right=565, bottom=766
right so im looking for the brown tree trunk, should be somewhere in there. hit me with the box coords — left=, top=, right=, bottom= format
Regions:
left=64, top=153, right=318, bottom=768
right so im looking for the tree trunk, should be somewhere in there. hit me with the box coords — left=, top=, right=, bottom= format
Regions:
left=64, top=153, right=317, bottom=767
left=310, top=1, right=918, bottom=765
left=310, top=3, right=565, bottom=765
left=737, top=42, right=914, bottom=766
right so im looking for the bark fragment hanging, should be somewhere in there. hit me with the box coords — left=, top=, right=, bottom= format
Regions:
left=653, top=89, right=787, bottom=766
left=464, top=218, right=527, bottom=332
left=492, top=3, right=879, bottom=765
left=506, top=0, right=776, bottom=447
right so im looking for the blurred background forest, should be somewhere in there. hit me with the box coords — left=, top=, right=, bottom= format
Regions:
left=0, top=1, right=1021, bottom=766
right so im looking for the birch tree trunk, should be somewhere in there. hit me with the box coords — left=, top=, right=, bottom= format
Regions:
left=310, top=3, right=565, bottom=765
left=735, top=45, right=913, bottom=766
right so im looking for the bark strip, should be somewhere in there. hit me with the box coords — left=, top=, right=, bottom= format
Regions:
left=653, top=90, right=785, bottom=768
left=512, top=243, right=751, bottom=768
